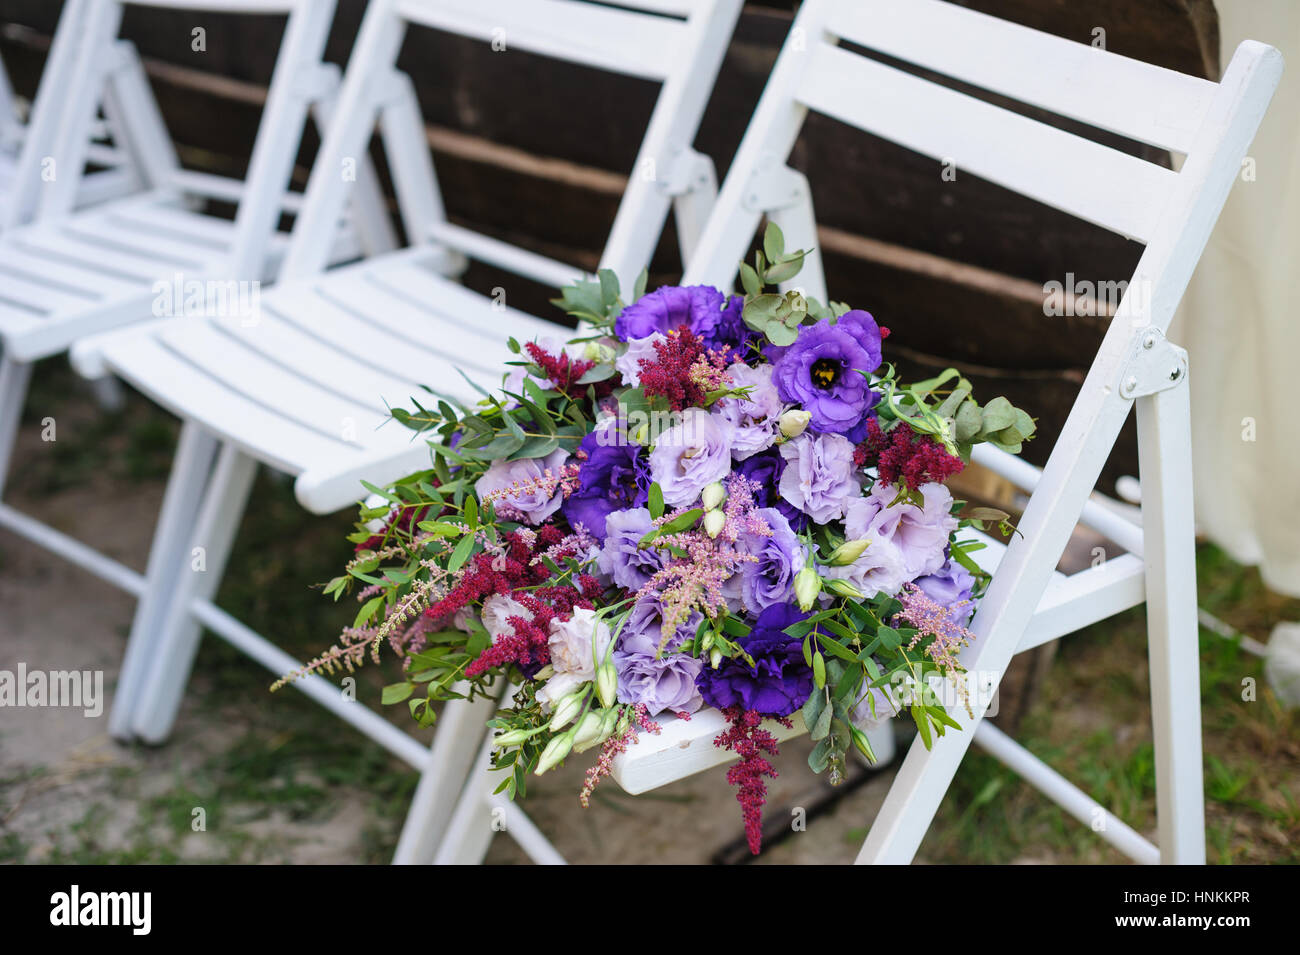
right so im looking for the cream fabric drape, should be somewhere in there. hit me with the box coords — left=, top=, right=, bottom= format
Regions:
left=1175, top=1, right=1300, bottom=596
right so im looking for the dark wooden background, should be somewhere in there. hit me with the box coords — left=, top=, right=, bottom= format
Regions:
left=0, top=0, right=1220, bottom=488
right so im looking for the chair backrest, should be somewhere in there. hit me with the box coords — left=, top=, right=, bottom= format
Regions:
left=29, top=0, right=338, bottom=277
left=682, top=0, right=1281, bottom=660
left=278, top=0, right=743, bottom=290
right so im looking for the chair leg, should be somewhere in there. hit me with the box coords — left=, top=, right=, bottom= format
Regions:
left=0, top=353, right=34, bottom=500
left=108, top=421, right=219, bottom=741
left=1136, top=381, right=1205, bottom=864
left=392, top=686, right=503, bottom=864
left=430, top=734, right=566, bottom=866
left=129, top=440, right=258, bottom=744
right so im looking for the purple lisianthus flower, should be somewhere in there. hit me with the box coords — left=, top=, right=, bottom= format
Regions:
left=915, top=556, right=976, bottom=625
left=613, top=598, right=704, bottom=716
left=648, top=407, right=732, bottom=507
left=737, top=507, right=807, bottom=615
left=562, top=421, right=650, bottom=540
left=615, top=285, right=729, bottom=342
left=614, top=332, right=664, bottom=387
left=474, top=447, right=570, bottom=525
left=778, top=431, right=861, bottom=523
left=696, top=602, right=815, bottom=717
left=734, top=448, right=783, bottom=507
left=596, top=507, right=667, bottom=590
left=771, top=310, right=882, bottom=434
left=714, top=362, right=782, bottom=460
left=861, top=480, right=957, bottom=580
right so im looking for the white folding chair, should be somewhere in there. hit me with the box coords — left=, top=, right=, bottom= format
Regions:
left=0, top=0, right=143, bottom=228
left=71, top=0, right=744, bottom=864
left=0, top=0, right=392, bottom=693
left=602, top=0, right=1284, bottom=865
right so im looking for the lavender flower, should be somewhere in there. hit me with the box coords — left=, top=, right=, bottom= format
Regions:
left=648, top=407, right=732, bottom=507
left=614, top=333, right=664, bottom=387
left=714, top=362, right=782, bottom=460
left=859, top=481, right=957, bottom=580
left=915, top=557, right=976, bottom=625
left=613, top=598, right=704, bottom=716
left=596, top=507, right=667, bottom=590
left=778, top=431, right=861, bottom=523
left=736, top=507, right=807, bottom=615
left=474, top=447, right=571, bottom=525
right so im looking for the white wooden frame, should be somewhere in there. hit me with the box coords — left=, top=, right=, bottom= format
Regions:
left=0, top=0, right=145, bottom=228
left=608, top=0, right=1282, bottom=865
left=67, top=0, right=744, bottom=865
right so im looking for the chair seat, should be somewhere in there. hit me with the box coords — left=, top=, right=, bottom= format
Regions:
left=0, top=187, right=371, bottom=363
left=610, top=526, right=1146, bottom=794
left=73, top=245, right=570, bottom=514
left=0, top=191, right=267, bottom=362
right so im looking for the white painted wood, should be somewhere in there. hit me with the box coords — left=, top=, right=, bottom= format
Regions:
left=1136, top=381, right=1205, bottom=863
left=825, top=0, right=1216, bottom=155
left=673, top=0, right=1282, bottom=865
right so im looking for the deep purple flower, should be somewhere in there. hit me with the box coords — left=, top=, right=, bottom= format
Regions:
left=771, top=310, right=883, bottom=434
left=696, top=603, right=815, bottom=717
left=735, top=448, right=784, bottom=508
left=616, top=285, right=730, bottom=342
left=562, top=422, right=650, bottom=540
left=613, top=598, right=704, bottom=716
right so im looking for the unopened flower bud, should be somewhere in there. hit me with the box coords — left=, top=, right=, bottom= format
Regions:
left=583, top=341, right=615, bottom=364
left=700, top=481, right=726, bottom=511
left=533, top=664, right=555, bottom=681
left=492, top=728, right=534, bottom=748
left=633, top=422, right=650, bottom=445
left=549, top=689, right=586, bottom=730
left=824, top=577, right=865, bottom=600
left=596, top=662, right=618, bottom=708
left=779, top=409, right=812, bottom=438
left=794, top=566, right=821, bottom=611
left=703, top=509, right=727, bottom=539
left=709, top=648, right=723, bottom=668
left=572, top=711, right=605, bottom=751
left=827, top=538, right=871, bottom=566
left=535, top=733, right=574, bottom=774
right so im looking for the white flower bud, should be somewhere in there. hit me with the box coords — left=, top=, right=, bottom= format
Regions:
left=700, top=481, right=727, bottom=511
left=779, top=409, right=812, bottom=438
left=794, top=566, right=821, bottom=611
left=709, top=648, right=723, bottom=668
left=535, top=733, right=574, bottom=775
left=492, top=728, right=534, bottom=748
left=827, top=538, right=871, bottom=566
left=824, top=577, right=865, bottom=600
left=596, top=662, right=619, bottom=708
left=572, top=711, right=605, bottom=751
left=703, top=509, right=727, bottom=539
left=548, top=689, right=587, bottom=730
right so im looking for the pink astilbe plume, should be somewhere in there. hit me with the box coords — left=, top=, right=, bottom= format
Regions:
left=478, top=462, right=582, bottom=519
left=579, top=704, right=661, bottom=807
left=894, top=582, right=976, bottom=715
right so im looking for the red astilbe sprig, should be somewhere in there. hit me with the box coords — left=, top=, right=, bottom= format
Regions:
left=523, top=341, right=616, bottom=399
left=714, top=707, right=792, bottom=855
left=637, top=326, right=731, bottom=411
left=854, top=416, right=964, bottom=489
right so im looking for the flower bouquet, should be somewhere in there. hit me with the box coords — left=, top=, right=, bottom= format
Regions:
left=281, top=225, right=1036, bottom=854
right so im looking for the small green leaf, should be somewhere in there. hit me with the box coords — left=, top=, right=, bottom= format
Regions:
left=383, top=682, right=415, bottom=705
left=648, top=482, right=665, bottom=520
left=448, top=534, right=476, bottom=572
